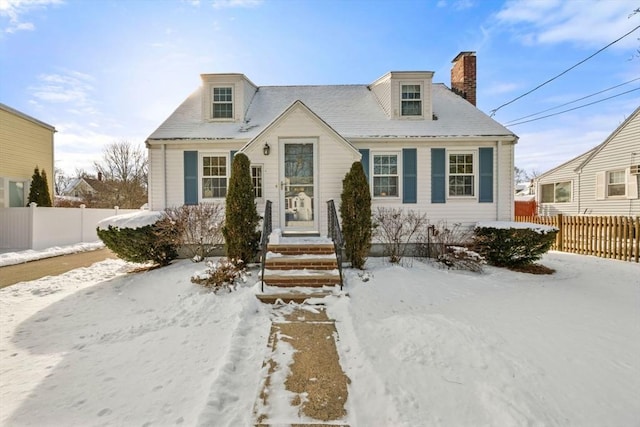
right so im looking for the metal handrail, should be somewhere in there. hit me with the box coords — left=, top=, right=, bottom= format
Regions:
left=260, top=200, right=272, bottom=292
left=327, top=199, right=344, bottom=290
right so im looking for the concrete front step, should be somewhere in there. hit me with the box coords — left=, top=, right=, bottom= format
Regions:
left=267, top=243, right=335, bottom=256
left=265, top=256, right=338, bottom=270
left=256, top=291, right=334, bottom=304
left=262, top=272, right=341, bottom=287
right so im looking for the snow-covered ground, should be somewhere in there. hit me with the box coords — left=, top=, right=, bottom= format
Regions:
left=1, top=249, right=638, bottom=426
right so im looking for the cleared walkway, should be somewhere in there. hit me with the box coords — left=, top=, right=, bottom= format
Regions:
left=0, top=248, right=116, bottom=288
left=254, top=306, right=350, bottom=426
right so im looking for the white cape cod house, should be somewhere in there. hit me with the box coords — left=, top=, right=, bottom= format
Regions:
left=146, top=52, right=518, bottom=235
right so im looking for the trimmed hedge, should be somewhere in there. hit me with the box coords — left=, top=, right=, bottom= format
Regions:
left=97, top=217, right=178, bottom=266
left=473, top=223, right=557, bottom=268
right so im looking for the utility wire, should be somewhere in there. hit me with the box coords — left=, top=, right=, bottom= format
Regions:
left=490, top=24, right=640, bottom=117
left=504, top=77, right=640, bottom=125
left=505, top=87, right=640, bottom=126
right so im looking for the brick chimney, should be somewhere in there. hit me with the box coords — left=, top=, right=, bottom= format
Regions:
left=451, top=51, right=476, bottom=106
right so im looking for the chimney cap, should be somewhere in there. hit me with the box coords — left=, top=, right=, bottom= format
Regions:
left=452, top=51, right=476, bottom=63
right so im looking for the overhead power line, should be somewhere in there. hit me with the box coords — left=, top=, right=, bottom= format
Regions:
left=490, top=24, right=640, bottom=117
left=505, top=87, right=640, bottom=127
left=504, top=77, right=640, bottom=125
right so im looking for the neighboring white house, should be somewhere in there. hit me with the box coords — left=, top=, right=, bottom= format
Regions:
left=145, top=52, right=518, bottom=235
left=535, top=106, right=640, bottom=216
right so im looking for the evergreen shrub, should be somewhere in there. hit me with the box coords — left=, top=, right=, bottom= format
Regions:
left=27, top=166, right=52, bottom=207
left=340, top=161, right=372, bottom=269
left=222, top=153, right=260, bottom=268
left=472, top=223, right=558, bottom=268
left=97, top=215, right=178, bottom=266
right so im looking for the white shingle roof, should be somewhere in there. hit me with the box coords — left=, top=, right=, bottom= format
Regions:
left=147, top=83, right=515, bottom=141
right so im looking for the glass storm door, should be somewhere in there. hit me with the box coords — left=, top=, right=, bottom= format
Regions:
left=281, top=141, right=316, bottom=231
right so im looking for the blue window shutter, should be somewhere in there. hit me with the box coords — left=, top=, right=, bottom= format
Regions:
left=359, top=149, right=370, bottom=184
left=184, top=151, right=198, bottom=205
left=230, top=150, right=237, bottom=162
left=403, top=148, right=417, bottom=203
left=431, top=148, right=446, bottom=203
left=479, top=147, right=494, bottom=203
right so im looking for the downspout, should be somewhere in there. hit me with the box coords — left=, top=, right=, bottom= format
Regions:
left=162, top=143, right=167, bottom=210
left=576, top=171, right=581, bottom=215
left=496, top=140, right=502, bottom=220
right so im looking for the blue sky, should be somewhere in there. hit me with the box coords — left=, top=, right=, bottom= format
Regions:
left=1, top=0, right=639, bottom=178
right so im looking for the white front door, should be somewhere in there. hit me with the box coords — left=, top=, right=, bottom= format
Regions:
left=280, top=139, right=317, bottom=232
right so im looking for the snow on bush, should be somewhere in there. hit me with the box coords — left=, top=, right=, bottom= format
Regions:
left=437, top=245, right=486, bottom=272
left=97, top=211, right=178, bottom=266
left=473, top=222, right=558, bottom=268
left=97, top=210, right=165, bottom=230
left=191, top=257, right=249, bottom=292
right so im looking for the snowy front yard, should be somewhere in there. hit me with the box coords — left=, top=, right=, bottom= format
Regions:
left=1, top=252, right=639, bottom=426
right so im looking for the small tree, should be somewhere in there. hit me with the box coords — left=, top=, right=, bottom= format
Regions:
left=340, top=161, right=372, bottom=269
left=222, top=153, right=260, bottom=268
left=27, top=166, right=52, bottom=207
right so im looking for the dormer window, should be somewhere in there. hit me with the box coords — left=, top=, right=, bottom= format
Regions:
left=401, top=84, right=422, bottom=116
left=212, top=87, right=233, bottom=119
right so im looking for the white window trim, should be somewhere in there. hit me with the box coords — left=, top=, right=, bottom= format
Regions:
left=446, top=150, right=477, bottom=199
left=540, top=181, right=572, bottom=203
left=210, top=85, right=234, bottom=121
left=371, top=151, right=402, bottom=199
left=251, top=164, right=264, bottom=200
left=606, top=169, right=626, bottom=198
left=399, top=82, right=423, bottom=118
left=199, top=152, right=229, bottom=201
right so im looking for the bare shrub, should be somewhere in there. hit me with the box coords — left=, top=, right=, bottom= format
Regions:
left=373, top=207, right=428, bottom=264
left=427, top=222, right=475, bottom=259
left=436, top=246, right=486, bottom=272
left=191, top=258, right=245, bottom=292
left=164, top=204, right=225, bottom=262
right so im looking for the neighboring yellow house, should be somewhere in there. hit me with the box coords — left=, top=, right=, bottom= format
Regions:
left=0, top=103, right=56, bottom=207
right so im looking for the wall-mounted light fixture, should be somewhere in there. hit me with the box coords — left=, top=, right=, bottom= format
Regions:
left=263, top=142, right=270, bottom=156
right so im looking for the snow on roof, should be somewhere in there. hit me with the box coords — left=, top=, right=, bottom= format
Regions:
left=147, top=83, right=516, bottom=141
left=97, top=210, right=164, bottom=230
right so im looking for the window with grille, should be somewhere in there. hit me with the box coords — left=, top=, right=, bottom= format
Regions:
left=401, top=84, right=422, bottom=116
left=212, top=87, right=233, bottom=119
left=607, top=170, right=626, bottom=197
left=251, top=165, right=263, bottom=198
left=373, top=154, right=398, bottom=197
left=448, top=153, right=474, bottom=196
left=202, top=155, right=227, bottom=198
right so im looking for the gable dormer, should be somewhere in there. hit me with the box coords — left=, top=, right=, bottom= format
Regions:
left=369, top=71, right=434, bottom=120
left=200, top=73, right=258, bottom=123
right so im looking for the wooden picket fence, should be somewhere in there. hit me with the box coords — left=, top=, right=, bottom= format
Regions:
left=515, top=215, right=640, bottom=263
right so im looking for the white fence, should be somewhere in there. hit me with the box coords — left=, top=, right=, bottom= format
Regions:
left=0, top=205, right=142, bottom=250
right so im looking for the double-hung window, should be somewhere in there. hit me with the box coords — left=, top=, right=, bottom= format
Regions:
left=449, top=153, right=474, bottom=196
left=540, top=181, right=571, bottom=203
left=251, top=165, right=263, bottom=198
left=401, top=84, right=422, bottom=116
left=373, top=154, right=398, bottom=197
left=212, top=87, right=233, bottom=119
left=607, top=170, right=625, bottom=197
left=202, top=155, right=227, bottom=198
